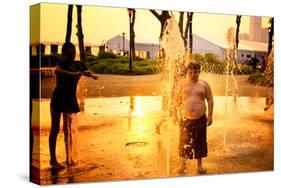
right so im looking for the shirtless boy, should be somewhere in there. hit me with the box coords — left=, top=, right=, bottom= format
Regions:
left=177, top=62, right=213, bottom=174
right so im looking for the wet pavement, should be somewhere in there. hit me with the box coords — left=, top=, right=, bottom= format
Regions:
left=31, top=96, right=273, bottom=185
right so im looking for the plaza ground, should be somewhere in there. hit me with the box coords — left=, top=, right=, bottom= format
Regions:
left=31, top=73, right=274, bottom=185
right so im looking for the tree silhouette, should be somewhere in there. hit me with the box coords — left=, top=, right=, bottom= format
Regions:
left=76, top=5, right=85, bottom=62
left=187, top=12, right=193, bottom=54
left=178, top=12, right=184, bottom=35
left=235, top=15, right=242, bottom=50
left=129, top=9, right=136, bottom=60
left=268, top=18, right=274, bottom=57
left=149, top=10, right=171, bottom=39
left=65, top=5, right=73, bottom=43
left=234, top=15, right=242, bottom=68
left=178, top=12, right=193, bottom=53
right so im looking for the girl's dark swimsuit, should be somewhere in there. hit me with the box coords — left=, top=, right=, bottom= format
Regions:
left=51, top=60, right=87, bottom=113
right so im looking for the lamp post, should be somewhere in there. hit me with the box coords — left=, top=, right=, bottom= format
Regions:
left=127, top=8, right=134, bottom=73
left=122, top=32, right=125, bottom=56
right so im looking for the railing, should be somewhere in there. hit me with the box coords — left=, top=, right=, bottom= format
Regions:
left=30, top=67, right=54, bottom=78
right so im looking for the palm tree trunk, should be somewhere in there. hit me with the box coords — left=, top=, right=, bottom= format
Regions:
left=188, top=13, right=193, bottom=54
left=235, top=15, right=242, bottom=66
left=76, top=5, right=85, bottom=62
left=268, top=18, right=274, bottom=57
left=149, top=10, right=171, bottom=40
left=65, top=5, right=73, bottom=43
left=183, top=13, right=189, bottom=49
left=235, top=15, right=242, bottom=49
left=178, top=12, right=184, bottom=37
left=131, top=9, right=136, bottom=61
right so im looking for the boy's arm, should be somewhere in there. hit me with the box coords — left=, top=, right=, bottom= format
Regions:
left=176, top=81, right=183, bottom=105
left=176, top=81, right=184, bottom=120
left=205, top=81, right=213, bottom=126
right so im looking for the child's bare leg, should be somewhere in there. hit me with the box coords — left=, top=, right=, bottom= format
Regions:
left=49, top=109, right=65, bottom=170
left=197, top=158, right=207, bottom=174
left=63, top=113, right=79, bottom=167
left=177, top=157, right=187, bottom=174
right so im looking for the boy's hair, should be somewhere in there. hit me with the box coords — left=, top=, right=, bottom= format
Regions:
left=187, top=62, right=201, bottom=71
left=62, top=42, right=75, bottom=55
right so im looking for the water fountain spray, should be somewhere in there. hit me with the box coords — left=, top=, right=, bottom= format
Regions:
left=265, top=47, right=274, bottom=87
left=264, top=47, right=274, bottom=110
left=223, top=27, right=239, bottom=151
left=226, top=27, right=239, bottom=101
left=160, top=15, right=189, bottom=176
left=161, top=15, right=187, bottom=120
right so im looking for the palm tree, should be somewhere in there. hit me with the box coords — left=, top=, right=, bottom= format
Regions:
left=264, top=17, right=274, bottom=87
left=76, top=5, right=85, bottom=62
left=268, top=18, right=274, bottom=57
left=65, top=5, right=73, bottom=43
left=149, top=10, right=171, bottom=39
left=187, top=12, right=193, bottom=54
left=178, top=12, right=184, bottom=35
left=235, top=15, right=242, bottom=50
left=127, top=8, right=136, bottom=72
left=129, top=9, right=136, bottom=61
left=178, top=12, right=193, bottom=53
left=235, top=15, right=242, bottom=67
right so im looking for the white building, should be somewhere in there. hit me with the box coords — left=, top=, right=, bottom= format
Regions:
left=192, top=34, right=225, bottom=59
left=106, top=34, right=268, bottom=62
left=194, top=34, right=268, bottom=61
left=106, top=35, right=160, bottom=59
left=31, top=32, right=268, bottom=63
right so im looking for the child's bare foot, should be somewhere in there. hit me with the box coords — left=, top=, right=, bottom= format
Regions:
left=50, top=161, right=65, bottom=170
left=197, top=166, right=207, bottom=174
left=66, top=160, right=79, bottom=167
left=176, top=166, right=186, bottom=175
left=197, top=158, right=207, bottom=174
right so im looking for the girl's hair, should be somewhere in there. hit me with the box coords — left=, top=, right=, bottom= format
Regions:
left=62, top=42, right=75, bottom=55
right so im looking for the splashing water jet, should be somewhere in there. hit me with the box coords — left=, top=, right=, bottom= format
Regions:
left=223, top=27, right=239, bottom=151
left=160, top=15, right=189, bottom=176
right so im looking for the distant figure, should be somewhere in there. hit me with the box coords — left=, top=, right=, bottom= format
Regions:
left=260, top=56, right=266, bottom=72
left=251, top=54, right=259, bottom=72
left=177, top=62, right=214, bottom=174
left=49, top=42, right=98, bottom=169
left=245, top=54, right=252, bottom=65
left=239, top=54, right=245, bottom=64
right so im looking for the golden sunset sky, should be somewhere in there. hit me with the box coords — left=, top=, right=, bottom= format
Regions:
left=30, top=3, right=270, bottom=45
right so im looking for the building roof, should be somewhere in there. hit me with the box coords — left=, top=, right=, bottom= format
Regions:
left=106, top=35, right=159, bottom=46
left=32, top=33, right=268, bottom=53
left=107, top=33, right=267, bottom=52
left=237, top=40, right=268, bottom=52
left=202, top=35, right=268, bottom=52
